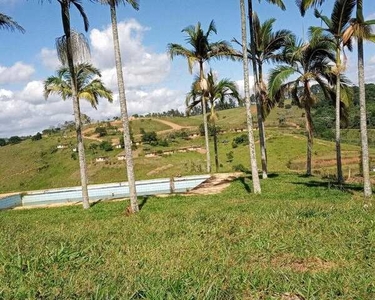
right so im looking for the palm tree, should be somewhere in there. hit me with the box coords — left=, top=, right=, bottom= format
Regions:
left=44, top=64, right=113, bottom=189
left=233, top=13, right=292, bottom=178
left=268, top=36, right=347, bottom=175
left=54, top=0, right=91, bottom=209
left=186, top=70, right=241, bottom=172
left=239, top=0, right=261, bottom=194
left=168, top=20, right=236, bottom=174
left=246, top=0, right=286, bottom=180
left=298, top=0, right=374, bottom=196
left=99, top=0, right=140, bottom=213
left=44, top=63, right=113, bottom=108
left=310, top=0, right=356, bottom=185
left=0, top=13, right=24, bottom=32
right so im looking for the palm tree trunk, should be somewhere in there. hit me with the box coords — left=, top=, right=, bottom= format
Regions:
left=199, top=61, right=211, bottom=173
left=248, top=0, right=268, bottom=179
left=240, top=0, right=261, bottom=194
left=213, top=122, right=219, bottom=172
left=357, top=37, right=372, bottom=197
left=60, top=1, right=90, bottom=209
left=335, top=46, right=343, bottom=185
left=110, top=3, right=139, bottom=213
left=304, top=104, right=313, bottom=176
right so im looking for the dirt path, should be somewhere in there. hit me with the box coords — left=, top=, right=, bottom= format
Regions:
left=186, top=172, right=242, bottom=195
left=82, top=127, right=103, bottom=142
left=151, top=118, right=197, bottom=135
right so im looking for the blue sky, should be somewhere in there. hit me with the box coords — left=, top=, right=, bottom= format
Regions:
left=0, top=0, right=374, bottom=137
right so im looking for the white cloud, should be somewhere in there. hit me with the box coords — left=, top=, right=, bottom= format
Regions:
left=90, top=19, right=170, bottom=89
left=1, top=19, right=185, bottom=137
left=0, top=62, right=34, bottom=84
left=39, top=48, right=60, bottom=70
left=345, top=54, right=375, bottom=84
left=235, top=76, right=255, bottom=98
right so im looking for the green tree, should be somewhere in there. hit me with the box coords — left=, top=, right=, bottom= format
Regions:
left=8, top=136, right=22, bottom=145
left=309, top=0, right=356, bottom=185
left=0, top=13, right=24, bottom=32
left=168, top=20, right=236, bottom=173
left=186, top=70, right=241, bottom=172
left=234, top=12, right=291, bottom=178
left=99, top=0, right=140, bottom=213
left=239, top=0, right=261, bottom=194
left=31, top=132, right=43, bottom=141
left=268, top=36, right=351, bottom=175
left=298, top=0, right=374, bottom=193
left=44, top=63, right=113, bottom=196
left=50, top=0, right=92, bottom=209
left=44, top=64, right=113, bottom=109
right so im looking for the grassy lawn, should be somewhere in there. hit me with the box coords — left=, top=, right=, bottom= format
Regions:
left=0, top=174, right=374, bottom=299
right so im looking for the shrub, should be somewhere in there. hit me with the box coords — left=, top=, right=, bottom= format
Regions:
left=99, top=141, right=113, bottom=151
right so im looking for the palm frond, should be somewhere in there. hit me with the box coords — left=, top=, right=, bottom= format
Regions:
left=55, top=30, right=91, bottom=66
left=71, top=0, right=89, bottom=32
left=0, top=13, right=25, bottom=33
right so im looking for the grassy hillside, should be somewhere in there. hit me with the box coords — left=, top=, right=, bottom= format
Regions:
left=0, top=106, right=372, bottom=194
left=1, top=174, right=374, bottom=298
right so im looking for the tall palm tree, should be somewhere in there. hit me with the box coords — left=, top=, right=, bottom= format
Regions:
left=0, top=13, right=24, bottom=32
left=240, top=0, right=261, bottom=194
left=268, top=36, right=351, bottom=175
left=44, top=63, right=113, bottom=109
left=234, top=13, right=292, bottom=178
left=55, top=0, right=91, bottom=209
left=246, top=0, right=286, bottom=179
left=99, top=0, right=140, bottom=213
left=168, top=20, right=236, bottom=174
left=310, top=0, right=356, bottom=185
left=186, top=70, right=241, bottom=172
left=298, top=0, right=374, bottom=196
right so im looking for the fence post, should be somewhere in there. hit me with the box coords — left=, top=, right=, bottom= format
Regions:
left=170, top=177, right=175, bottom=194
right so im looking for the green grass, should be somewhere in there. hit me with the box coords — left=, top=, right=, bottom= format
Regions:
left=0, top=174, right=374, bottom=299
left=130, top=118, right=172, bottom=135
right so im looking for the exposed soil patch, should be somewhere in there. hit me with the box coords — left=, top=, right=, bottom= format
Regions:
left=187, top=172, right=242, bottom=195
left=271, top=254, right=336, bottom=273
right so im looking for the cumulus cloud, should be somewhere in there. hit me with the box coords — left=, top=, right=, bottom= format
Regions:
left=235, top=76, right=256, bottom=98
left=90, top=19, right=170, bottom=89
left=2, top=19, right=185, bottom=137
left=39, top=48, right=60, bottom=70
left=0, top=62, right=35, bottom=84
left=0, top=79, right=185, bottom=137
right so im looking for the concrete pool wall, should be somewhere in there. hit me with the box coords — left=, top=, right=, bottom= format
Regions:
left=0, top=175, right=210, bottom=210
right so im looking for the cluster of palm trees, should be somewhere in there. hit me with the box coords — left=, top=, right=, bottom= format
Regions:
left=168, top=0, right=374, bottom=197
left=1, top=0, right=374, bottom=211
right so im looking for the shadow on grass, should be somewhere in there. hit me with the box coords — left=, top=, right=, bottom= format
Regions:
left=139, top=196, right=149, bottom=211
left=236, top=177, right=252, bottom=193
left=90, top=199, right=103, bottom=208
left=291, top=179, right=363, bottom=194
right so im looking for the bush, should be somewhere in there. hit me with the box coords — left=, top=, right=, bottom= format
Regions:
left=233, top=134, right=248, bottom=145
left=142, top=131, right=158, bottom=143
left=158, top=139, right=169, bottom=147
left=226, top=151, right=234, bottom=162
left=99, top=141, right=113, bottom=151
left=31, top=132, right=42, bottom=141
left=284, top=104, right=292, bottom=109
left=95, top=127, right=107, bottom=137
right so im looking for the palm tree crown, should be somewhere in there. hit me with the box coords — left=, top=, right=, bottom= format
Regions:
left=44, top=63, right=113, bottom=108
left=168, top=20, right=236, bottom=73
